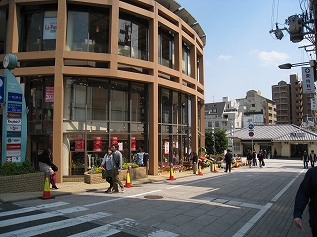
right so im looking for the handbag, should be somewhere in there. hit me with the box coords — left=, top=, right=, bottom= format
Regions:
left=50, top=163, right=58, bottom=172
left=102, top=169, right=107, bottom=179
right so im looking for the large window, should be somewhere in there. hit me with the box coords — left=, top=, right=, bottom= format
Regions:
left=111, top=80, right=129, bottom=121
left=0, top=9, right=7, bottom=54
left=158, top=27, right=174, bottom=68
left=64, top=77, right=109, bottom=121
left=118, top=13, right=148, bottom=60
left=24, top=77, right=54, bottom=134
left=66, top=6, right=109, bottom=53
left=20, top=5, right=57, bottom=52
left=182, top=42, right=191, bottom=76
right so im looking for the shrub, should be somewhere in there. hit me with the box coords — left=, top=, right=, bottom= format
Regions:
left=0, top=160, right=37, bottom=176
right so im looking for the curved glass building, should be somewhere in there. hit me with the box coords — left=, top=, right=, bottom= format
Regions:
left=0, top=0, right=206, bottom=181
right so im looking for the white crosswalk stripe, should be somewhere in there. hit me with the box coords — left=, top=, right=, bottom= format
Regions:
left=0, top=206, right=88, bottom=227
left=0, top=203, right=179, bottom=237
left=1, top=212, right=111, bottom=237
left=0, top=201, right=69, bottom=217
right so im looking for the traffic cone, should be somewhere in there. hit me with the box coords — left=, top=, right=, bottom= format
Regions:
left=39, top=174, right=55, bottom=200
left=213, top=163, right=218, bottom=173
left=198, top=165, right=203, bottom=175
left=168, top=166, right=175, bottom=180
left=246, top=160, right=248, bottom=166
left=125, top=170, right=132, bottom=188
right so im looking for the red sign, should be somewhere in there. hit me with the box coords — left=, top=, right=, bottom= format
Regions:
left=111, top=137, right=118, bottom=146
left=75, top=137, right=84, bottom=152
left=131, top=137, right=136, bottom=151
left=45, top=87, right=54, bottom=102
left=7, top=112, right=22, bottom=118
left=93, top=137, right=102, bottom=151
left=7, top=144, right=21, bottom=150
left=249, top=131, right=254, bottom=137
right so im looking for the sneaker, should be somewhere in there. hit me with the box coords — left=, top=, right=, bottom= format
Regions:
left=105, top=188, right=112, bottom=193
left=121, top=186, right=125, bottom=193
left=52, top=185, right=58, bottom=189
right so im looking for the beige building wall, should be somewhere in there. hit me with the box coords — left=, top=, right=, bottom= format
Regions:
left=0, top=0, right=205, bottom=182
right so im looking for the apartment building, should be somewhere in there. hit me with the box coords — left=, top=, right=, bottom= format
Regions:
left=272, top=74, right=316, bottom=127
left=236, top=90, right=276, bottom=127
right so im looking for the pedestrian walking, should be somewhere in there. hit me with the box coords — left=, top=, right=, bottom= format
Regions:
left=309, top=150, right=316, bottom=168
left=224, top=149, right=233, bottom=173
left=247, top=149, right=253, bottom=168
left=111, top=143, right=125, bottom=193
left=135, top=147, right=148, bottom=166
left=100, top=147, right=113, bottom=193
left=257, top=150, right=264, bottom=168
left=252, top=149, right=257, bottom=166
left=303, top=151, right=309, bottom=169
left=293, top=166, right=317, bottom=236
left=274, top=148, right=277, bottom=159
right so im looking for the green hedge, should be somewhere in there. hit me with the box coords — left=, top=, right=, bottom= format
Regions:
left=0, top=160, right=36, bottom=176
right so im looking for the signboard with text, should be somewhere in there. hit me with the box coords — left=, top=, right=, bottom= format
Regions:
left=2, top=69, right=27, bottom=164
left=302, top=67, right=314, bottom=94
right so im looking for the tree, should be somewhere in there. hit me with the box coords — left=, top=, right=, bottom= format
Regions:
left=205, top=129, right=228, bottom=155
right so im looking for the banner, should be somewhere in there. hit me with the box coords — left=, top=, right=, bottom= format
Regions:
left=302, top=67, right=314, bottom=94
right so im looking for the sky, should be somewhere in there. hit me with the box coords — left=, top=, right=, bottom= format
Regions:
left=176, top=0, right=314, bottom=103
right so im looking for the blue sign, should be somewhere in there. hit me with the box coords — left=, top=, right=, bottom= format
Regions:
left=7, top=131, right=22, bottom=137
left=8, top=92, right=22, bottom=102
left=0, top=76, right=4, bottom=104
left=248, top=124, right=254, bottom=130
left=7, top=103, right=22, bottom=112
left=249, top=131, right=254, bottom=137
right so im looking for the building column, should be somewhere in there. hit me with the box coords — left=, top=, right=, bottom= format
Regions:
left=6, top=1, right=19, bottom=52
left=52, top=0, right=67, bottom=183
left=191, top=94, right=199, bottom=155
left=148, top=6, right=158, bottom=175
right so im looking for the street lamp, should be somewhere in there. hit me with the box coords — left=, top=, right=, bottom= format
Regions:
left=278, top=60, right=316, bottom=81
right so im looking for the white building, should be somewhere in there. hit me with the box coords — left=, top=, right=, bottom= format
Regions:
left=205, top=97, right=242, bottom=132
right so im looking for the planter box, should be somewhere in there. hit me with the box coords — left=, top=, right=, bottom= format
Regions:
left=0, top=172, right=45, bottom=193
left=84, top=167, right=147, bottom=184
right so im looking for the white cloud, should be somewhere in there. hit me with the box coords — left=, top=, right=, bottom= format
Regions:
left=218, top=55, right=232, bottom=61
left=250, top=50, right=290, bottom=66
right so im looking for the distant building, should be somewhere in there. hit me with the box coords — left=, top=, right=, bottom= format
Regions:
left=272, top=74, right=316, bottom=127
left=204, top=97, right=242, bottom=132
left=236, top=90, right=276, bottom=127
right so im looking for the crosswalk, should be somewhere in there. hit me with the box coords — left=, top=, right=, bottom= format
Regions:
left=0, top=202, right=179, bottom=237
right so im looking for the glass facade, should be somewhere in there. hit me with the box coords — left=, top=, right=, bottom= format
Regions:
left=158, top=88, right=191, bottom=167
left=19, top=5, right=58, bottom=52
left=0, top=9, right=7, bottom=54
left=118, top=13, right=148, bottom=60
left=63, top=77, right=149, bottom=175
left=66, top=6, right=109, bottom=53
left=158, top=27, right=174, bottom=68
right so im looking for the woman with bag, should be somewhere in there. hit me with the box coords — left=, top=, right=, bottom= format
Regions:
left=100, top=148, right=114, bottom=193
left=38, top=148, right=58, bottom=189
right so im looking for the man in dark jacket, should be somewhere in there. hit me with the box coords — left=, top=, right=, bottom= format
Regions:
left=224, top=149, right=233, bottom=173
left=293, top=167, right=317, bottom=236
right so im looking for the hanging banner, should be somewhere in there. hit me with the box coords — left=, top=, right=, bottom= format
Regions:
left=302, top=67, right=314, bottom=94
left=93, top=137, right=102, bottom=151
left=75, top=137, right=84, bottom=152
left=131, top=137, right=136, bottom=151
left=45, top=87, right=54, bottom=102
left=111, top=137, right=118, bottom=146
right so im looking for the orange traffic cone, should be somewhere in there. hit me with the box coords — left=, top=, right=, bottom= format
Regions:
left=198, top=165, right=203, bottom=175
left=168, top=166, right=175, bottom=180
left=125, top=170, right=132, bottom=188
left=39, top=174, right=55, bottom=199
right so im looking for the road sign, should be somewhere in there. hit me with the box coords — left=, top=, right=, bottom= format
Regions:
left=248, top=124, right=254, bottom=130
left=0, top=76, right=4, bottom=104
left=249, top=131, right=254, bottom=137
